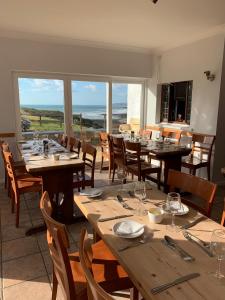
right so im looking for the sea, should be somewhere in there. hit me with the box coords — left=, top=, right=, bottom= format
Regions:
left=21, top=103, right=127, bottom=120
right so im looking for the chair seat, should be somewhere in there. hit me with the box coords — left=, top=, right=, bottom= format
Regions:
left=17, top=174, right=42, bottom=192
left=127, top=161, right=161, bottom=173
left=69, top=239, right=131, bottom=298
left=182, top=157, right=208, bottom=168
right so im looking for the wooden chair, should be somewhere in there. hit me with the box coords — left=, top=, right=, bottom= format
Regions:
left=68, top=136, right=81, bottom=157
left=40, top=191, right=137, bottom=300
left=0, top=141, right=26, bottom=193
left=79, top=228, right=120, bottom=300
left=182, top=133, right=215, bottom=180
left=60, top=134, right=68, bottom=148
left=167, top=169, right=217, bottom=217
left=161, top=128, right=182, bottom=144
left=139, top=129, right=152, bottom=140
left=111, top=136, right=126, bottom=182
left=99, top=132, right=112, bottom=178
left=73, top=141, right=97, bottom=189
left=124, top=141, right=161, bottom=189
left=3, top=150, right=42, bottom=227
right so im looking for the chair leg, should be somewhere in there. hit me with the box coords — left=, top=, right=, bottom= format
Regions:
left=100, top=156, right=104, bottom=173
left=157, top=171, right=161, bottom=190
left=112, top=164, right=116, bottom=182
left=11, top=191, right=15, bottom=213
left=130, top=287, right=139, bottom=300
left=52, top=270, right=58, bottom=300
left=15, top=195, right=20, bottom=227
left=207, top=164, right=211, bottom=181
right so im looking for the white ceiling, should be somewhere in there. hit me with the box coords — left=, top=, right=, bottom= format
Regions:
left=0, top=0, right=225, bottom=53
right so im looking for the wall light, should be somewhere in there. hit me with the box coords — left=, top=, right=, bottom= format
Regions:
left=204, top=71, right=216, bottom=81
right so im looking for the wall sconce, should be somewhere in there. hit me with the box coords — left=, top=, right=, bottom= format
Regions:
left=204, top=71, right=215, bottom=81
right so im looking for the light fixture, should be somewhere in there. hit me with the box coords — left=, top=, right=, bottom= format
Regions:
left=204, top=71, right=216, bottom=81
left=152, top=0, right=158, bottom=3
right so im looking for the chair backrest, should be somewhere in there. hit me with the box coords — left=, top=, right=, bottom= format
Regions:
left=111, top=136, right=126, bottom=167
left=68, top=137, right=81, bottom=157
left=82, top=142, right=97, bottom=181
left=145, top=125, right=162, bottom=140
left=139, top=129, right=152, bottom=140
left=167, top=169, right=217, bottom=217
left=2, top=150, right=18, bottom=194
left=79, top=229, right=114, bottom=300
left=119, top=124, right=131, bottom=133
left=162, top=128, right=182, bottom=144
left=99, top=132, right=109, bottom=154
left=124, top=141, right=141, bottom=176
left=40, top=191, right=70, bottom=249
left=60, top=134, right=68, bottom=148
left=191, top=133, right=215, bottom=162
left=49, top=227, right=76, bottom=300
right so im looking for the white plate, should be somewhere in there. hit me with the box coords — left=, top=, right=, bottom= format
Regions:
left=113, top=221, right=144, bottom=239
left=175, top=203, right=189, bottom=216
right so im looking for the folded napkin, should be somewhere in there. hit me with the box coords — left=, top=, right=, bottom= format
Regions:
left=116, top=221, right=144, bottom=235
left=80, top=189, right=102, bottom=196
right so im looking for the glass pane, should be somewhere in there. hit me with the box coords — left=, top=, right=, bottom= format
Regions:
left=71, top=81, right=107, bottom=144
left=112, top=83, right=142, bottom=133
left=18, top=78, right=64, bottom=136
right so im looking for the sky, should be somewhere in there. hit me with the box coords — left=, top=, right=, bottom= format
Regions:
left=18, top=78, right=128, bottom=106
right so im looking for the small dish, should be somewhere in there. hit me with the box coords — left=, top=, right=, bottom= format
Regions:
left=148, top=207, right=164, bottom=224
left=174, top=203, right=189, bottom=215
left=113, top=220, right=144, bottom=239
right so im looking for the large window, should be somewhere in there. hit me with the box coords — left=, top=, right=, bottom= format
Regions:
left=15, top=73, right=145, bottom=139
left=18, top=78, right=64, bottom=133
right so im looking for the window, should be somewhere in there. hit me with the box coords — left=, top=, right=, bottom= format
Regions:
left=71, top=80, right=108, bottom=143
left=112, top=83, right=142, bottom=133
left=18, top=78, right=64, bottom=133
left=160, top=81, right=192, bottom=124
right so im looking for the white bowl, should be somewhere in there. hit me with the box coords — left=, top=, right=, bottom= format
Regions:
left=148, top=208, right=164, bottom=224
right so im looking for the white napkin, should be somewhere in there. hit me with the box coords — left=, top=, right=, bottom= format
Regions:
left=116, top=221, right=144, bottom=235
left=80, top=189, right=102, bottom=196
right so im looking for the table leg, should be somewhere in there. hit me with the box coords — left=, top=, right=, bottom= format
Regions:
left=163, top=157, right=182, bottom=193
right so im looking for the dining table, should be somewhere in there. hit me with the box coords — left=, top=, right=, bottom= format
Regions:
left=18, top=138, right=85, bottom=235
left=74, top=183, right=225, bottom=300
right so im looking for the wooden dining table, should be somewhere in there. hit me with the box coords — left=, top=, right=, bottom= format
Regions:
left=18, top=139, right=85, bottom=234
left=74, top=183, right=225, bottom=300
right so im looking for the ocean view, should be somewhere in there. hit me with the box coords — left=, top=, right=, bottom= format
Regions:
left=21, top=103, right=127, bottom=120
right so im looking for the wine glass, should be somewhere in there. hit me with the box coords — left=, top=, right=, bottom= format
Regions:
left=134, top=181, right=147, bottom=216
left=165, top=192, right=181, bottom=231
left=210, top=229, right=225, bottom=279
left=117, top=165, right=126, bottom=192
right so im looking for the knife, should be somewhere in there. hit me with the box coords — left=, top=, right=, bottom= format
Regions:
left=98, top=214, right=133, bottom=222
left=151, top=272, right=200, bottom=294
left=183, top=231, right=213, bottom=257
left=181, top=216, right=207, bottom=230
left=163, top=235, right=195, bottom=262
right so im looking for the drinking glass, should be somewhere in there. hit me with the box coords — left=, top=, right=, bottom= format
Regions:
left=165, top=192, right=181, bottom=231
left=134, top=181, right=147, bottom=215
left=117, top=165, right=126, bottom=191
left=210, top=229, right=225, bottom=279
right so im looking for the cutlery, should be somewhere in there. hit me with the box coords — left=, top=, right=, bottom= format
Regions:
left=151, top=272, right=200, bottom=294
left=98, top=214, right=133, bottom=222
left=118, top=238, right=146, bottom=251
left=183, top=231, right=213, bottom=257
left=181, top=216, right=207, bottom=230
left=116, top=195, right=132, bottom=210
left=163, top=235, right=195, bottom=262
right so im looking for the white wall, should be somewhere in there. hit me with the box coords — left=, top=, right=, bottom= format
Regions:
left=158, top=34, right=225, bottom=135
left=0, top=36, right=152, bottom=180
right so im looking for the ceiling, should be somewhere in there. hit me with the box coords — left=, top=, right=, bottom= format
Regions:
left=0, top=0, right=225, bottom=53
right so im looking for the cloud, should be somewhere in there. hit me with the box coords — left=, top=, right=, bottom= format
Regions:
left=84, top=84, right=97, bottom=92
left=19, top=78, right=63, bottom=92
